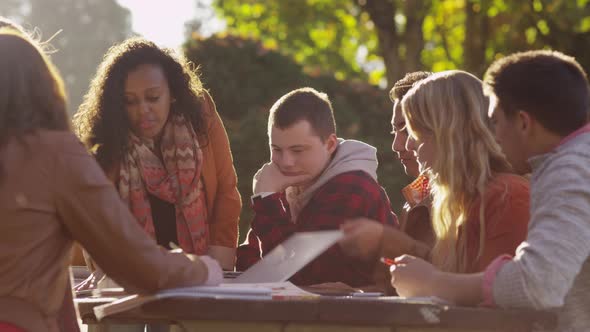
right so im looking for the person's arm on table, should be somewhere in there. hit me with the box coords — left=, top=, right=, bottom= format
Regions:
left=340, top=218, right=430, bottom=263
left=489, top=158, right=590, bottom=309
left=54, top=136, right=221, bottom=293
left=390, top=255, right=484, bottom=305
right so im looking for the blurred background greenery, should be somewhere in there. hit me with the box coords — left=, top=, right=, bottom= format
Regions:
left=3, top=0, right=590, bottom=241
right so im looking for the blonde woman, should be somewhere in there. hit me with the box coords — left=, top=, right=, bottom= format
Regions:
left=401, top=70, right=530, bottom=273
left=339, top=70, right=528, bottom=284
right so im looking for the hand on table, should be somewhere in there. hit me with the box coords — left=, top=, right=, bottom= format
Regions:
left=390, top=254, right=440, bottom=298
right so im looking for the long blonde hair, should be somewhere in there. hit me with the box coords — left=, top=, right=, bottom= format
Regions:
left=401, top=70, right=511, bottom=272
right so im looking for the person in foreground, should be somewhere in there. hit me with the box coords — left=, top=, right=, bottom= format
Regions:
left=391, top=51, right=590, bottom=332
left=74, top=38, right=241, bottom=274
left=236, top=87, right=397, bottom=288
left=0, top=30, right=222, bottom=332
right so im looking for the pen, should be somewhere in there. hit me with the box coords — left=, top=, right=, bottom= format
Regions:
left=380, top=257, right=397, bottom=266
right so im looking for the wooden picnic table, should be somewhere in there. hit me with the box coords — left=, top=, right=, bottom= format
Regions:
left=76, top=296, right=556, bottom=332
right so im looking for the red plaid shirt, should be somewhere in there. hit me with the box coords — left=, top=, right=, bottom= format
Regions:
left=236, top=170, right=398, bottom=286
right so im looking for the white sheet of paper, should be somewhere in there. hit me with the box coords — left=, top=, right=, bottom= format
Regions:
left=230, top=230, right=344, bottom=283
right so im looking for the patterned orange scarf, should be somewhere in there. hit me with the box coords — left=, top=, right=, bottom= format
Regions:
left=118, top=114, right=208, bottom=254
left=401, top=173, right=430, bottom=208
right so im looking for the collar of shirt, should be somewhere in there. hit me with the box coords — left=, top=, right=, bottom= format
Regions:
left=528, top=123, right=590, bottom=171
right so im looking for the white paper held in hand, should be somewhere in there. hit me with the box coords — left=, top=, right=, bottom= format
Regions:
left=229, top=230, right=344, bottom=283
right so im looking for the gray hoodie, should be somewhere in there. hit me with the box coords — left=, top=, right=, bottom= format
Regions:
left=285, top=138, right=378, bottom=222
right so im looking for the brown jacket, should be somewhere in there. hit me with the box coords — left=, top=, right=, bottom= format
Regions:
left=0, top=131, right=213, bottom=331
left=199, top=91, right=242, bottom=264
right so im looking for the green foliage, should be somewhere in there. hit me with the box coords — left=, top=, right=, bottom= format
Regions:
left=213, top=0, right=590, bottom=82
left=497, top=0, right=590, bottom=72
left=422, top=0, right=464, bottom=71
left=399, top=0, right=590, bottom=76
left=213, top=0, right=376, bottom=83
left=184, top=34, right=409, bottom=241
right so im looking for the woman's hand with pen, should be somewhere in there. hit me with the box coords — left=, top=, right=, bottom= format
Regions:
left=380, top=257, right=397, bottom=266
left=387, top=254, right=441, bottom=298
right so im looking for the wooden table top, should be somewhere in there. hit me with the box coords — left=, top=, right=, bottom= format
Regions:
left=76, top=296, right=556, bottom=331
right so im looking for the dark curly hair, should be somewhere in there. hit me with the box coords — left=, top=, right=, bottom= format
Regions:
left=74, top=37, right=208, bottom=173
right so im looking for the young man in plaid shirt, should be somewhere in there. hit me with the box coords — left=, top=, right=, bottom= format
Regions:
left=236, top=87, right=398, bottom=288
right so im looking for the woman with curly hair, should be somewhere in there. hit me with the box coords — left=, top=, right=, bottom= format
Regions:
left=74, top=38, right=241, bottom=276
left=0, top=29, right=222, bottom=332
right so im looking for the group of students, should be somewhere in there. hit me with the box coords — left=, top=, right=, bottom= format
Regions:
left=0, top=16, right=588, bottom=332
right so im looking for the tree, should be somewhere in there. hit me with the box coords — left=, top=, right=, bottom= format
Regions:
left=2, top=0, right=132, bottom=113
left=212, top=0, right=590, bottom=86
left=359, top=0, right=431, bottom=85
left=212, top=0, right=432, bottom=87
left=460, top=0, right=590, bottom=76
left=213, top=0, right=376, bottom=83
